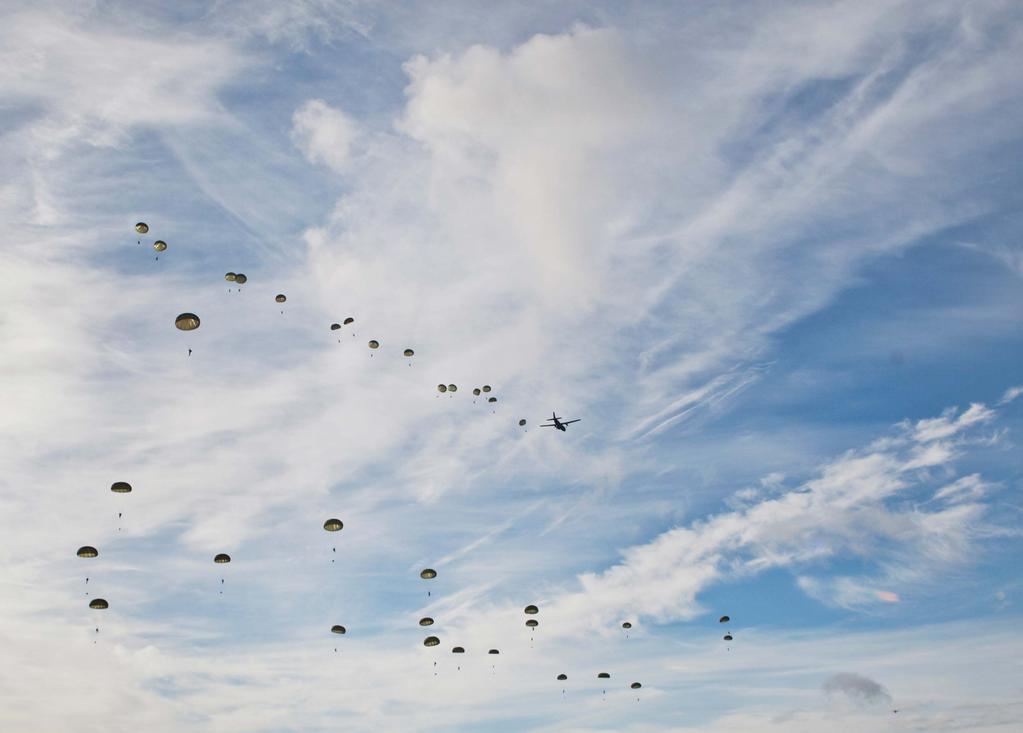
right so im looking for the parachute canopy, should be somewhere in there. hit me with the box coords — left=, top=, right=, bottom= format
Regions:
left=447, top=384, right=457, bottom=393
left=234, top=274, right=247, bottom=284
left=419, top=617, right=434, bottom=627
left=331, top=625, right=346, bottom=635
left=488, top=397, right=497, bottom=403
left=323, top=518, right=344, bottom=532
left=275, top=294, right=286, bottom=303
left=622, top=622, right=632, bottom=629
left=524, top=605, right=539, bottom=615
left=153, top=240, right=167, bottom=252
left=557, top=674, right=568, bottom=681
left=77, top=546, right=98, bottom=558
left=488, top=649, right=499, bottom=655
left=723, top=634, right=733, bottom=641
left=403, top=349, right=414, bottom=357
left=452, top=646, right=465, bottom=654
left=135, top=222, right=149, bottom=234
left=518, top=419, right=526, bottom=426
left=598, top=672, right=610, bottom=679
left=437, top=384, right=447, bottom=393
left=423, top=636, right=440, bottom=647
left=175, top=313, right=200, bottom=331
left=110, top=481, right=132, bottom=493
left=473, top=388, right=481, bottom=396
left=525, top=619, right=538, bottom=628
left=330, top=323, right=341, bottom=330
left=482, top=386, right=491, bottom=393
left=631, top=682, right=642, bottom=689
left=89, top=598, right=108, bottom=609
left=343, top=317, right=354, bottom=325
left=214, top=553, right=231, bottom=564
left=368, top=340, right=379, bottom=349
left=420, top=568, right=437, bottom=580
left=225, top=272, right=236, bottom=282
left=719, top=615, right=730, bottom=623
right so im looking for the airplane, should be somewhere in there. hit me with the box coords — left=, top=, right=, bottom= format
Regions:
left=540, top=412, right=581, bottom=432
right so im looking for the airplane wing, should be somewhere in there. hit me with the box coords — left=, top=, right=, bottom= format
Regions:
left=539, top=423, right=557, bottom=428
left=561, top=419, right=581, bottom=425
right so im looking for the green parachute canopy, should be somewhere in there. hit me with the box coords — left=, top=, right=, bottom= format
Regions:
left=631, top=682, right=642, bottom=689
left=331, top=625, right=346, bottom=635
left=598, top=673, right=610, bottom=679
left=225, top=272, right=237, bottom=282
left=368, top=340, right=379, bottom=349
left=135, top=222, right=149, bottom=234
left=419, top=617, right=434, bottom=627
left=175, top=313, right=200, bottom=331
left=214, top=553, right=231, bottom=564
left=234, top=274, right=247, bottom=284
left=110, top=481, right=132, bottom=493
left=275, top=294, right=286, bottom=303
left=452, top=646, right=465, bottom=654
left=420, top=568, right=437, bottom=580
left=524, top=605, right=539, bottom=615
left=89, top=598, right=108, bottom=609
left=153, top=240, right=167, bottom=252
left=557, top=674, right=568, bottom=681
left=423, top=636, right=440, bottom=647
left=323, top=518, right=344, bottom=532
left=77, top=546, right=98, bottom=558
left=403, top=349, right=414, bottom=357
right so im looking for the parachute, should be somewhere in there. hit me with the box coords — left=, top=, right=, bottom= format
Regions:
left=89, top=599, right=108, bottom=609
left=482, top=386, right=491, bottom=393
left=343, top=317, right=354, bottom=325
left=723, top=634, right=733, bottom=641
left=622, top=622, right=632, bottom=629
left=330, top=323, right=341, bottom=331
left=234, top=274, right=247, bottom=284
left=488, top=397, right=497, bottom=403
left=175, top=313, right=200, bottom=331
left=473, top=388, right=481, bottom=396
left=420, top=568, right=437, bottom=580
left=331, top=625, right=347, bottom=635
left=153, top=240, right=167, bottom=252
left=323, top=518, right=344, bottom=532
left=225, top=273, right=237, bottom=282
left=557, top=674, right=568, bottom=681
left=719, top=615, right=730, bottom=623
left=110, top=482, right=132, bottom=493
left=488, top=649, right=499, bottom=655
left=423, top=636, right=440, bottom=647
left=437, top=384, right=447, bottom=393
left=403, top=349, right=414, bottom=357
left=419, top=617, right=434, bottom=627
left=77, top=546, right=98, bottom=558
left=447, top=384, right=457, bottom=393
left=452, top=646, right=465, bottom=654
left=518, top=419, right=526, bottom=426
left=368, top=340, right=379, bottom=349
left=525, top=619, right=538, bottom=628
left=275, top=294, right=286, bottom=303
left=597, top=673, right=610, bottom=679
left=214, top=553, right=231, bottom=564
left=135, top=222, right=149, bottom=234
left=524, top=605, right=539, bottom=615
left=631, top=682, right=642, bottom=689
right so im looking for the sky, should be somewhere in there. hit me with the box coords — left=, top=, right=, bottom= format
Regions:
left=1, top=1, right=1022, bottom=731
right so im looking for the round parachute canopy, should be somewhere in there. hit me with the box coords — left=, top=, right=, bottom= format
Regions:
left=622, top=621, right=632, bottom=629
left=452, top=646, right=465, bottom=654
left=275, top=294, right=286, bottom=303
left=525, top=619, right=538, bottom=628
left=447, top=384, right=457, bottom=393
left=214, top=553, right=231, bottom=564
left=473, top=388, right=481, bottom=396
left=423, top=636, right=440, bottom=647
left=234, top=274, right=247, bottom=284
left=323, top=518, right=344, bottom=532
left=89, top=598, right=108, bottom=609
left=631, top=682, right=642, bottom=689
left=597, top=672, right=610, bottom=679
left=403, top=349, right=414, bottom=357
left=437, top=384, right=447, bottom=393
left=723, top=634, right=733, bottom=641
left=135, top=222, right=149, bottom=234
left=719, top=615, right=730, bottom=624
left=368, top=340, right=379, bottom=349
left=175, top=313, right=200, bottom=331
left=557, top=674, right=568, bottom=681
left=419, top=617, right=434, bottom=627
left=488, top=397, right=497, bottom=403
left=518, top=419, right=526, bottom=426
left=77, top=546, right=98, bottom=558
left=524, top=605, right=539, bottom=615
left=330, top=323, right=341, bottom=331
left=488, top=649, right=500, bottom=655
left=331, top=625, right=346, bottom=635
left=225, top=272, right=237, bottom=282
left=482, top=385, right=492, bottom=393
left=153, top=240, right=167, bottom=252
left=343, top=317, right=354, bottom=325
left=420, top=568, right=437, bottom=580
left=110, top=481, right=132, bottom=494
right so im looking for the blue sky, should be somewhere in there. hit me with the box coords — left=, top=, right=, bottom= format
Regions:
left=1, top=1, right=1021, bottom=731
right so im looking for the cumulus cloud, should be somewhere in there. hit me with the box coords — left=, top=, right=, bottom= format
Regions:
left=291, top=99, right=358, bottom=172
left=823, top=672, right=892, bottom=704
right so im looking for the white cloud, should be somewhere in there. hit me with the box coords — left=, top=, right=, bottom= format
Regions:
left=291, top=99, right=358, bottom=172
left=998, top=385, right=1022, bottom=405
